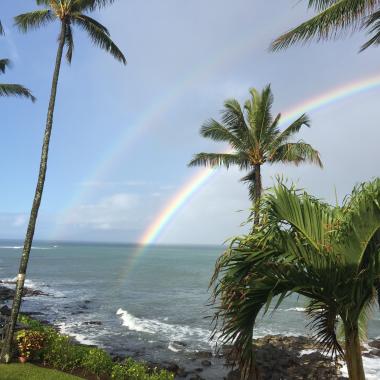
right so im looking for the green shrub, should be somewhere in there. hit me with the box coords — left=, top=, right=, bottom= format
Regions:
left=82, top=347, right=113, bottom=378
left=111, top=363, right=128, bottom=380
left=43, top=334, right=87, bottom=372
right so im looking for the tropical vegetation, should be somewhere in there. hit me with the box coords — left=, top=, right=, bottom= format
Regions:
left=2, top=315, right=174, bottom=380
left=189, top=85, right=322, bottom=224
left=211, top=178, right=380, bottom=380
left=0, top=20, right=35, bottom=101
left=272, top=0, right=380, bottom=52
left=0, top=0, right=126, bottom=363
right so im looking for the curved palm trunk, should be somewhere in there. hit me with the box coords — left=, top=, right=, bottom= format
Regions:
left=0, top=21, right=66, bottom=364
left=253, top=164, right=262, bottom=225
left=344, top=324, right=366, bottom=380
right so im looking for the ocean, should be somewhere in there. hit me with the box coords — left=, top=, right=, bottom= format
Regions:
left=1, top=241, right=380, bottom=379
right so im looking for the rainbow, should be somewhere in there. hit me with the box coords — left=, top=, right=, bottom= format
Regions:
left=139, top=72, right=380, bottom=246
left=111, top=72, right=380, bottom=282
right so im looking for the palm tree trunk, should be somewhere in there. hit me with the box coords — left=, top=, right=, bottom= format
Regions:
left=0, top=21, right=66, bottom=364
left=253, top=164, right=262, bottom=225
left=344, top=325, right=366, bottom=380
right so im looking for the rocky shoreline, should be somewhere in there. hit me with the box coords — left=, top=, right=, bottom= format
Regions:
left=2, top=283, right=380, bottom=379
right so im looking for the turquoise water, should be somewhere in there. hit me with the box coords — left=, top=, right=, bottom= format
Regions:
left=1, top=241, right=380, bottom=370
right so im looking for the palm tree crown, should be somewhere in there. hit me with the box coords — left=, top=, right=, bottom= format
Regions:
left=189, top=85, right=322, bottom=223
left=212, top=179, right=380, bottom=380
left=0, top=20, right=35, bottom=101
left=272, top=0, right=380, bottom=52
left=15, top=0, right=126, bottom=65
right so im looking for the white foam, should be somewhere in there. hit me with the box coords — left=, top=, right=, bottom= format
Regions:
left=0, top=246, right=56, bottom=250
left=284, top=307, right=306, bottom=312
left=340, top=356, right=380, bottom=380
left=58, top=322, right=98, bottom=346
left=116, top=308, right=212, bottom=346
left=168, top=342, right=181, bottom=352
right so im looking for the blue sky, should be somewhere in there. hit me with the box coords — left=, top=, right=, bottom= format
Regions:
left=0, top=0, right=379, bottom=244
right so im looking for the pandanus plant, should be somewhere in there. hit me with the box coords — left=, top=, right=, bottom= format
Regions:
left=0, top=0, right=126, bottom=363
left=189, top=85, right=322, bottom=225
left=211, top=178, right=380, bottom=380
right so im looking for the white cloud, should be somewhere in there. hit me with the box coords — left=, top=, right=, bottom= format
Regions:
left=12, top=215, right=26, bottom=227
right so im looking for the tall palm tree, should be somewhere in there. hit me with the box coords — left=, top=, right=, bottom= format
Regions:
left=0, top=0, right=126, bottom=363
left=271, top=1, right=380, bottom=52
left=211, top=179, right=380, bottom=380
left=188, top=85, right=322, bottom=225
left=0, top=20, right=35, bottom=101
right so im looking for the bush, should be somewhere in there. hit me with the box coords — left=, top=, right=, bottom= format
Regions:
left=17, top=314, right=174, bottom=380
left=43, top=334, right=87, bottom=372
left=16, top=330, right=45, bottom=359
left=82, top=348, right=113, bottom=378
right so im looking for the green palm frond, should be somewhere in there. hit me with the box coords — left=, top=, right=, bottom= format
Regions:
left=0, top=59, right=11, bottom=74
left=0, top=84, right=36, bottom=102
left=200, top=119, right=246, bottom=150
left=189, top=152, right=250, bottom=170
left=270, top=114, right=311, bottom=149
left=240, top=170, right=257, bottom=201
left=360, top=10, right=380, bottom=50
left=272, top=0, right=380, bottom=51
left=15, top=9, right=55, bottom=33
left=271, top=141, right=323, bottom=167
left=337, top=179, right=380, bottom=266
left=221, top=99, right=248, bottom=138
left=72, top=14, right=126, bottom=64
left=65, top=24, right=74, bottom=63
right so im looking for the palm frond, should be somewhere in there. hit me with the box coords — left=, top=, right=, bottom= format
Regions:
left=271, top=0, right=378, bottom=51
left=188, top=152, right=249, bottom=170
left=15, top=9, right=55, bottom=33
left=270, top=113, right=311, bottom=150
left=271, top=141, right=323, bottom=167
left=0, top=20, right=4, bottom=35
left=0, top=59, right=11, bottom=74
left=200, top=119, right=246, bottom=150
left=221, top=99, right=249, bottom=138
left=240, top=170, right=257, bottom=202
left=0, top=84, right=36, bottom=102
left=360, top=10, right=380, bottom=50
left=72, top=14, right=126, bottom=64
left=65, top=23, right=74, bottom=63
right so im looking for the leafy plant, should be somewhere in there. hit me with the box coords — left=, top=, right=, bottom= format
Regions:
left=16, top=330, right=45, bottom=359
left=212, top=178, right=380, bottom=380
left=82, top=348, right=113, bottom=378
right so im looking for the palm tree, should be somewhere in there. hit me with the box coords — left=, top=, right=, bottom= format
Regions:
left=188, top=85, right=322, bottom=225
left=211, top=178, right=380, bottom=380
left=0, top=21, right=35, bottom=101
left=0, top=0, right=126, bottom=363
left=271, top=1, right=380, bottom=52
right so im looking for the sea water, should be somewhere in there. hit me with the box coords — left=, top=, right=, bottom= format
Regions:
left=1, top=241, right=380, bottom=378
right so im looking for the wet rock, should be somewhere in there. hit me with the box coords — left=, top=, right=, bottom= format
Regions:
left=83, top=321, right=102, bottom=326
left=201, top=360, right=211, bottom=367
left=368, top=339, right=380, bottom=349
left=176, top=367, right=188, bottom=377
left=161, top=361, right=179, bottom=373
left=0, top=305, right=11, bottom=316
left=194, top=351, right=213, bottom=359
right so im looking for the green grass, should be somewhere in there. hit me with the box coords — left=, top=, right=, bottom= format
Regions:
left=0, top=363, right=81, bottom=379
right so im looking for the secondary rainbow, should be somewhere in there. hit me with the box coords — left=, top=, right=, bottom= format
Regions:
left=139, top=72, right=380, bottom=247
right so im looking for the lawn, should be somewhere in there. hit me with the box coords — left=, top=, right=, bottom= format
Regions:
left=0, top=363, right=81, bottom=379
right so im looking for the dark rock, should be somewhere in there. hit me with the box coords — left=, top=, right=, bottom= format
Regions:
left=176, top=367, right=188, bottom=377
left=201, top=360, right=211, bottom=367
left=0, top=305, right=11, bottom=316
left=194, top=351, right=213, bottom=359
left=83, top=321, right=102, bottom=326
left=161, top=361, right=179, bottom=373
left=368, top=339, right=380, bottom=349
left=195, top=367, right=203, bottom=372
